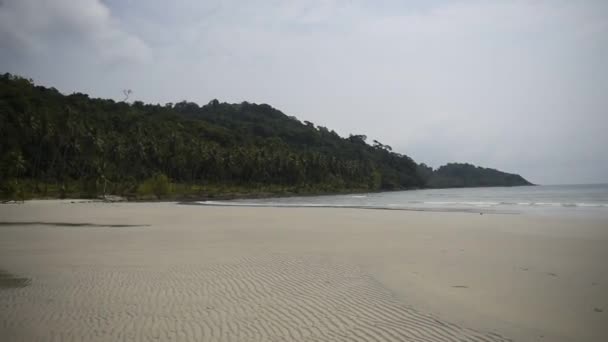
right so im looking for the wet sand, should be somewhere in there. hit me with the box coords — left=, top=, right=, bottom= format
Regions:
left=0, top=201, right=606, bottom=341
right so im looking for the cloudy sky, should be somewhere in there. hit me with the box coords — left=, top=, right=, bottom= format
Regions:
left=1, top=0, right=607, bottom=184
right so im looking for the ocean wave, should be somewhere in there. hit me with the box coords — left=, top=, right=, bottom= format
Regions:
left=423, top=201, right=608, bottom=208
left=421, top=201, right=501, bottom=207
left=474, top=202, right=603, bottom=208
left=525, top=202, right=607, bottom=208
left=199, top=201, right=350, bottom=208
left=570, top=203, right=608, bottom=208
left=195, top=200, right=608, bottom=210
left=531, top=202, right=562, bottom=207
left=194, top=201, right=503, bottom=214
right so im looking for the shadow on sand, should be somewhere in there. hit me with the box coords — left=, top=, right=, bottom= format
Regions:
left=0, top=222, right=149, bottom=228
left=0, top=269, right=31, bottom=289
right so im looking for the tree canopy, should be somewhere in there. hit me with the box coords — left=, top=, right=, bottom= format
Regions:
left=421, top=163, right=533, bottom=188
left=0, top=73, right=532, bottom=200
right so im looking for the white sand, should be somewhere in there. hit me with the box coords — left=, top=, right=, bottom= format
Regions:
left=0, top=201, right=606, bottom=341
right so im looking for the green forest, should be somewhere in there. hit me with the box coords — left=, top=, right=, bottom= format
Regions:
left=0, top=73, right=532, bottom=200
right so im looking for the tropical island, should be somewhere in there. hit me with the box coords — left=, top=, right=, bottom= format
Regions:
left=0, top=73, right=532, bottom=201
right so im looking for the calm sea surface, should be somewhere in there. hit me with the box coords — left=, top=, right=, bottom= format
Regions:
left=201, top=184, right=608, bottom=218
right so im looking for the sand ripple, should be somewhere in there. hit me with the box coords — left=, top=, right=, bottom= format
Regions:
left=0, top=255, right=510, bottom=342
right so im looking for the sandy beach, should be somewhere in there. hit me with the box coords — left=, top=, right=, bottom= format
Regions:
left=0, top=201, right=606, bottom=342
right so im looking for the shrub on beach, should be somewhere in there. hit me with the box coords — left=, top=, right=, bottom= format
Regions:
left=138, top=173, right=171, bottom=199
left=0, top=179, right=26, bottom=202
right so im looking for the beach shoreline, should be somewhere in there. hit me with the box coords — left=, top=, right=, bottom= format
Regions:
left=1, top=201, right=606, bottom=341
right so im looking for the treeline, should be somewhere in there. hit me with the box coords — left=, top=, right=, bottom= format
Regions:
left=0, top=73, right=531, bottom=200
left=0, top=73, right=423, bottom=200
left=418, top=163, right=533, bottom=188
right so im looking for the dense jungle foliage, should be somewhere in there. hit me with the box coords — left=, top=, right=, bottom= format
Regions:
left=0, top=73, right=531, bottom=200
left=418, top=163, right=533, bottom=188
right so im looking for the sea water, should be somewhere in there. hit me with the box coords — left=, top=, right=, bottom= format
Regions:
left=201, top=184, right=608, bottom=218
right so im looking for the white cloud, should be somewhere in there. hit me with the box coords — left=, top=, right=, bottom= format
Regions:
left=2, top=0, right=607, bottom=183
left=0, top=0, right=151, bottom=65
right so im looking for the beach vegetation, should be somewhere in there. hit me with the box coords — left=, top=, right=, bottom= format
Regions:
left=0, top=73, right=532, bottom=201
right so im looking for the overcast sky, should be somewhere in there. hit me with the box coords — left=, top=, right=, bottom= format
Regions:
left=1, top=0, right=607, bottom=184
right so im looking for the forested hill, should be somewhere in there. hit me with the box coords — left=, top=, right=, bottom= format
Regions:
left=418, top=163, right=533, bottom=188
left=0, top=73, right=531, bottom=200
